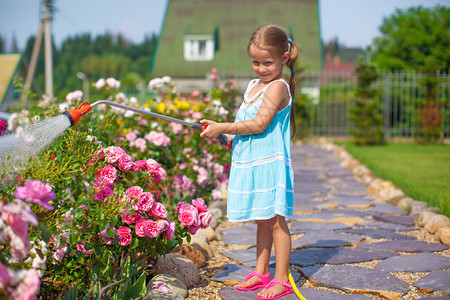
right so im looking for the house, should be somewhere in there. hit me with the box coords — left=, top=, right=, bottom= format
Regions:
left=0, top=53, right=22, bottom=111
left=150, top=0, right=322, bottom=91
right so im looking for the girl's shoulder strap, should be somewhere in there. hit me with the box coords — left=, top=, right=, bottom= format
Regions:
left=264, top=79, right=291, bottom=99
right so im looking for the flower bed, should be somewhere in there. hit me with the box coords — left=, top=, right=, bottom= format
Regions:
left=0, top=75, right=235, bottom=299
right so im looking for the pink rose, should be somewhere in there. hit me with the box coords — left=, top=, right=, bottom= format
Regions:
left=118, top=154, right=134, bottom=171
left=188, top=225, right=200, bottom=235
left=163, top=222, right=176, bottom=240
left=170, top=123, right=183, bottom=134
left=142, top=219, right=160, bottom=238
left=146, top=159, right=160, bottom=172
left=104, top=146, right=126, bottom=164
left=117, top=226, right=132, bottom=246
left=178, top=206, right=199, bottom=227
left=15, top=179, right=55, bottom=210
left=157, top=219, right=169, bottom=232
left=191, top=90, right=200, bottom=97
left=125, top=131, right=137, bottom=142
left=192, top=198, right=208, bottom=212
left=100, top=165, right=117, bottom=183
left=150, top=202, right=167, bottom=219
left=122, top=211, right=141, bottom=224
left=134, top=138, right=147, bottom=152
left=126, top=186, right=143, bottom=200
left=134, top=160, right=147, bottom=171
left=94, top=185, right=114, bottom=202
left=175, top=202, right=189, bottom=213
left=76, top=242, right=93, bottom=255
left=199, top=211, right=213, bottom=229
left=92, top=177, right=114, bottom=191
left=0, top=262, right=11, bottom=287
left=135, top=219, right=146, bottom=237
left=178, top=162, right=188, bottom=170
left=132, top=192, right=155, bottom=212
left=211, top=189, right=222, bottom=200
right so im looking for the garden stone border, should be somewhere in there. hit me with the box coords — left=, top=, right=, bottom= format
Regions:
left=316, top=138, right=450, bottom=248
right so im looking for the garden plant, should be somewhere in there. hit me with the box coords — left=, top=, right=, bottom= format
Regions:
left=0, top=73, right=235, bottom=299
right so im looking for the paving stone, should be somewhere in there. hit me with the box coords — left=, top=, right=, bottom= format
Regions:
left=220, top=248, right=275, bottom=267
left=417, top=297, right=450, bottom=300
left=354, top=222, right=418, bottom=232
left=373, top=214, right=415, bottom=226
left=356, top=240, right=448, bottom=253
left=290, top=221, right=351, bottom=234
left=221, top=224, right=257, bottom=246
left=290, top=248, right=399, bottom=267
left=213, top=263, right=254, bottom=283
left=369, top=204, right=407, bottom=215
left=219, top=286, right=299, bottom=300
left=339, top=228, right=417, bottom=240
left=294, top=209, right=375, bottom=221
left=292, top=288, right=372, bottom=299
left=292, top=232, right=364, bottom=249
left=327, top=197, right=373, bottom=207
left=414, top=270, right=450, bottom=295
left=374, top=253, right=450, bottom=272
left=302, top=265, right=409, bottom=299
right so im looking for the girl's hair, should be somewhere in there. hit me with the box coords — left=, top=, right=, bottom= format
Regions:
left=247, top=24, right=299, bottom=139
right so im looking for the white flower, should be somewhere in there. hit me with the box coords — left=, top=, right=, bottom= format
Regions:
left=212, top=100, right=222, bottom=106
left=124, top=110, right=134, bottom=118
left=94, top=78, right=105, bottom=89
left=148, top=78, right=163, bottom=90
left=106, top=77, right=120, bottom=89
left=59, top=103, right=69, bottom=112
left=161, top=76, right=172, bottom=85
left=130, top=97, right=138, bottom=104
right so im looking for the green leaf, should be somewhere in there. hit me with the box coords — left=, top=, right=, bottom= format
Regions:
left=63, top=286, right=78, bottom=300
left=124, top=273, right=147, bottom=298
left=69, top=233, right=78, bottom=244
left=130, top=237, right=139, bottom=249
left=107, top=228, right=116, bottom=238
left=38, top=222, right=52, bottom=243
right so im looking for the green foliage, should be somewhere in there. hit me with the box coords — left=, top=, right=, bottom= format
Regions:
left=372, top=5, right=449, bottom=71
left=349, top=58, right=385, bottom=145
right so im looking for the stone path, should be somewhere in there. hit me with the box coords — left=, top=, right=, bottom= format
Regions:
left=212, top=143, right=450, bottom=300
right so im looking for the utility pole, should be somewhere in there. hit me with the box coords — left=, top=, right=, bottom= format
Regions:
left=22, top=0, right=54, bottom=100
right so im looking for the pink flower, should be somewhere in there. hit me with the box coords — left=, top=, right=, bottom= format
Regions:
left=118, top=154, right=134, bottom=171
left=188, top=225, right=200, bottom=235
left=125, top=131, right=137, bottom=142
left=178, top=162, right=188, bottom=170
left=132, top=192, right=155, bottom=212
left=104, top=146, right=126, bottom=164
left=92, top=177, right=114, bottom=191
left=138, top=119, right=148, bottom=126
left=178, top=205, right=199, bottom=227
left=135, top=219, right=146, bottom=237
left=191, top=90, right=200, bottom=97
left=15, top=179, right=55, bottom=210
left=157, top=219, right=169, bottom=232
left=175, top=201, right=189, bottom=213
left=17, top=268, right=40, bottom=300
left=211, top=67, right=217, bottom=73
left=211, top=189, right=222, bottom=200
left=126, top=186, right=143, bottom=200
left=122, top=211, right=141, bottom=224
left=163, top=222, right=176, bottom=240
left=142, top=219, right=160, bottom=238
left=117, top=226, right=132, bottom=246
left=94, top=185, right=114, bottom=202
left=192, top=198, right=208, bottom=212
left=0, top=262, right=11, bottom=287
left=169, top=122, right=183, bottom=134
left=150, top=202, right=167, bottom=219
left=196, top=167, right=209, bottom=186
left=134, top=160, right=148, bottom=171
left=76, top=242, right=93, bottom=255
left=100, top=165, right=117, bottom=183
left=134, top=138, right=147, bottom=152
left=191, top=111, right=202, bottom=119
left=145, top=131, right=171, bottom=147
left=199, top=211, right=213, bottom=228
left=98, top=225, right=116, bottom=245
left=146, top=159, right=160, bottom=171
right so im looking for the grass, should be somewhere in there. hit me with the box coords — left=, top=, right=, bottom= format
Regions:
left=336, top=142, right=450, bottom=217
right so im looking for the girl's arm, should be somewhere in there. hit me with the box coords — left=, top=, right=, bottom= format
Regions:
left=200, top=81, right=290, bottom=139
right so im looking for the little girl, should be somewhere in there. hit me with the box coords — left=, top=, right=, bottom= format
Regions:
left=200, top=24, right=298, bottom=299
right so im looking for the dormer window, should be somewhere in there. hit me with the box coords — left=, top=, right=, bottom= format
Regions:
left=184, top=34, right=215, bottom=61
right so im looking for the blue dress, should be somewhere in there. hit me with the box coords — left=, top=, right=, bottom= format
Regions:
left=227, top=78, right=294, bottom=222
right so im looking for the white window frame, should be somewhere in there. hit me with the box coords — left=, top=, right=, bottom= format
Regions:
left=184, top=34, right=215, bottom=61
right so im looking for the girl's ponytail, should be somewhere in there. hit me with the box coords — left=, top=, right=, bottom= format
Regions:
left=287, top=39, right=299, bottom=139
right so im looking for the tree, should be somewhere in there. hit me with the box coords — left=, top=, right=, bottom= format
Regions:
left=372, top=5, right=449, bottom=71
left=349, top=58, right=384, bottom=145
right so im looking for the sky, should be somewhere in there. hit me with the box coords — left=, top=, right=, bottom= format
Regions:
left=0, top=0, right=448, bottom=52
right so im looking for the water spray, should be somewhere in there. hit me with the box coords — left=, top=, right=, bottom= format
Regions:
left=63, top=100, right=230, bottom=145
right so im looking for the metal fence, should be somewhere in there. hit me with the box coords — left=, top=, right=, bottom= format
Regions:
left=303, top=70, right=450, bottom=139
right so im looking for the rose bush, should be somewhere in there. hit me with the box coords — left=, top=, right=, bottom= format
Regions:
left=0, top=73, right=235, bottom=299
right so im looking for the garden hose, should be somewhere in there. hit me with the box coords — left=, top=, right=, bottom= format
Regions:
left=288, top=269, right=307, bottom=300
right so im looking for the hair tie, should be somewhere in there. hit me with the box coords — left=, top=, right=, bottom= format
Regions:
left=292, top=100, right=295, bottom=104
left=288, top=38, right=292, bottom=43
left=290, top=69, right=295, bottom=73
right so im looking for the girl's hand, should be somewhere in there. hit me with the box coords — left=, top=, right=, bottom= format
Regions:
left=199, top=119, right=221, bottom=139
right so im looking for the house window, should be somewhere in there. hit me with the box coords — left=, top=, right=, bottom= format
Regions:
left=184, top=35, right=215, bottom=61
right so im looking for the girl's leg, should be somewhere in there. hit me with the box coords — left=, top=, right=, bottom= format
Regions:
left=236, top=219, right=273, bottom=288
left=257, top=215, right=291, bottom=298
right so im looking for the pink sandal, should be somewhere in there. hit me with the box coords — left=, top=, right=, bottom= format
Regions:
left=235, top=271, right=271, bottom=291
left=256, top=279, right=293, bottom=299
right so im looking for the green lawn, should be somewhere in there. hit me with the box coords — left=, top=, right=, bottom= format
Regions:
left=337, top=142, right=450, bottom=217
